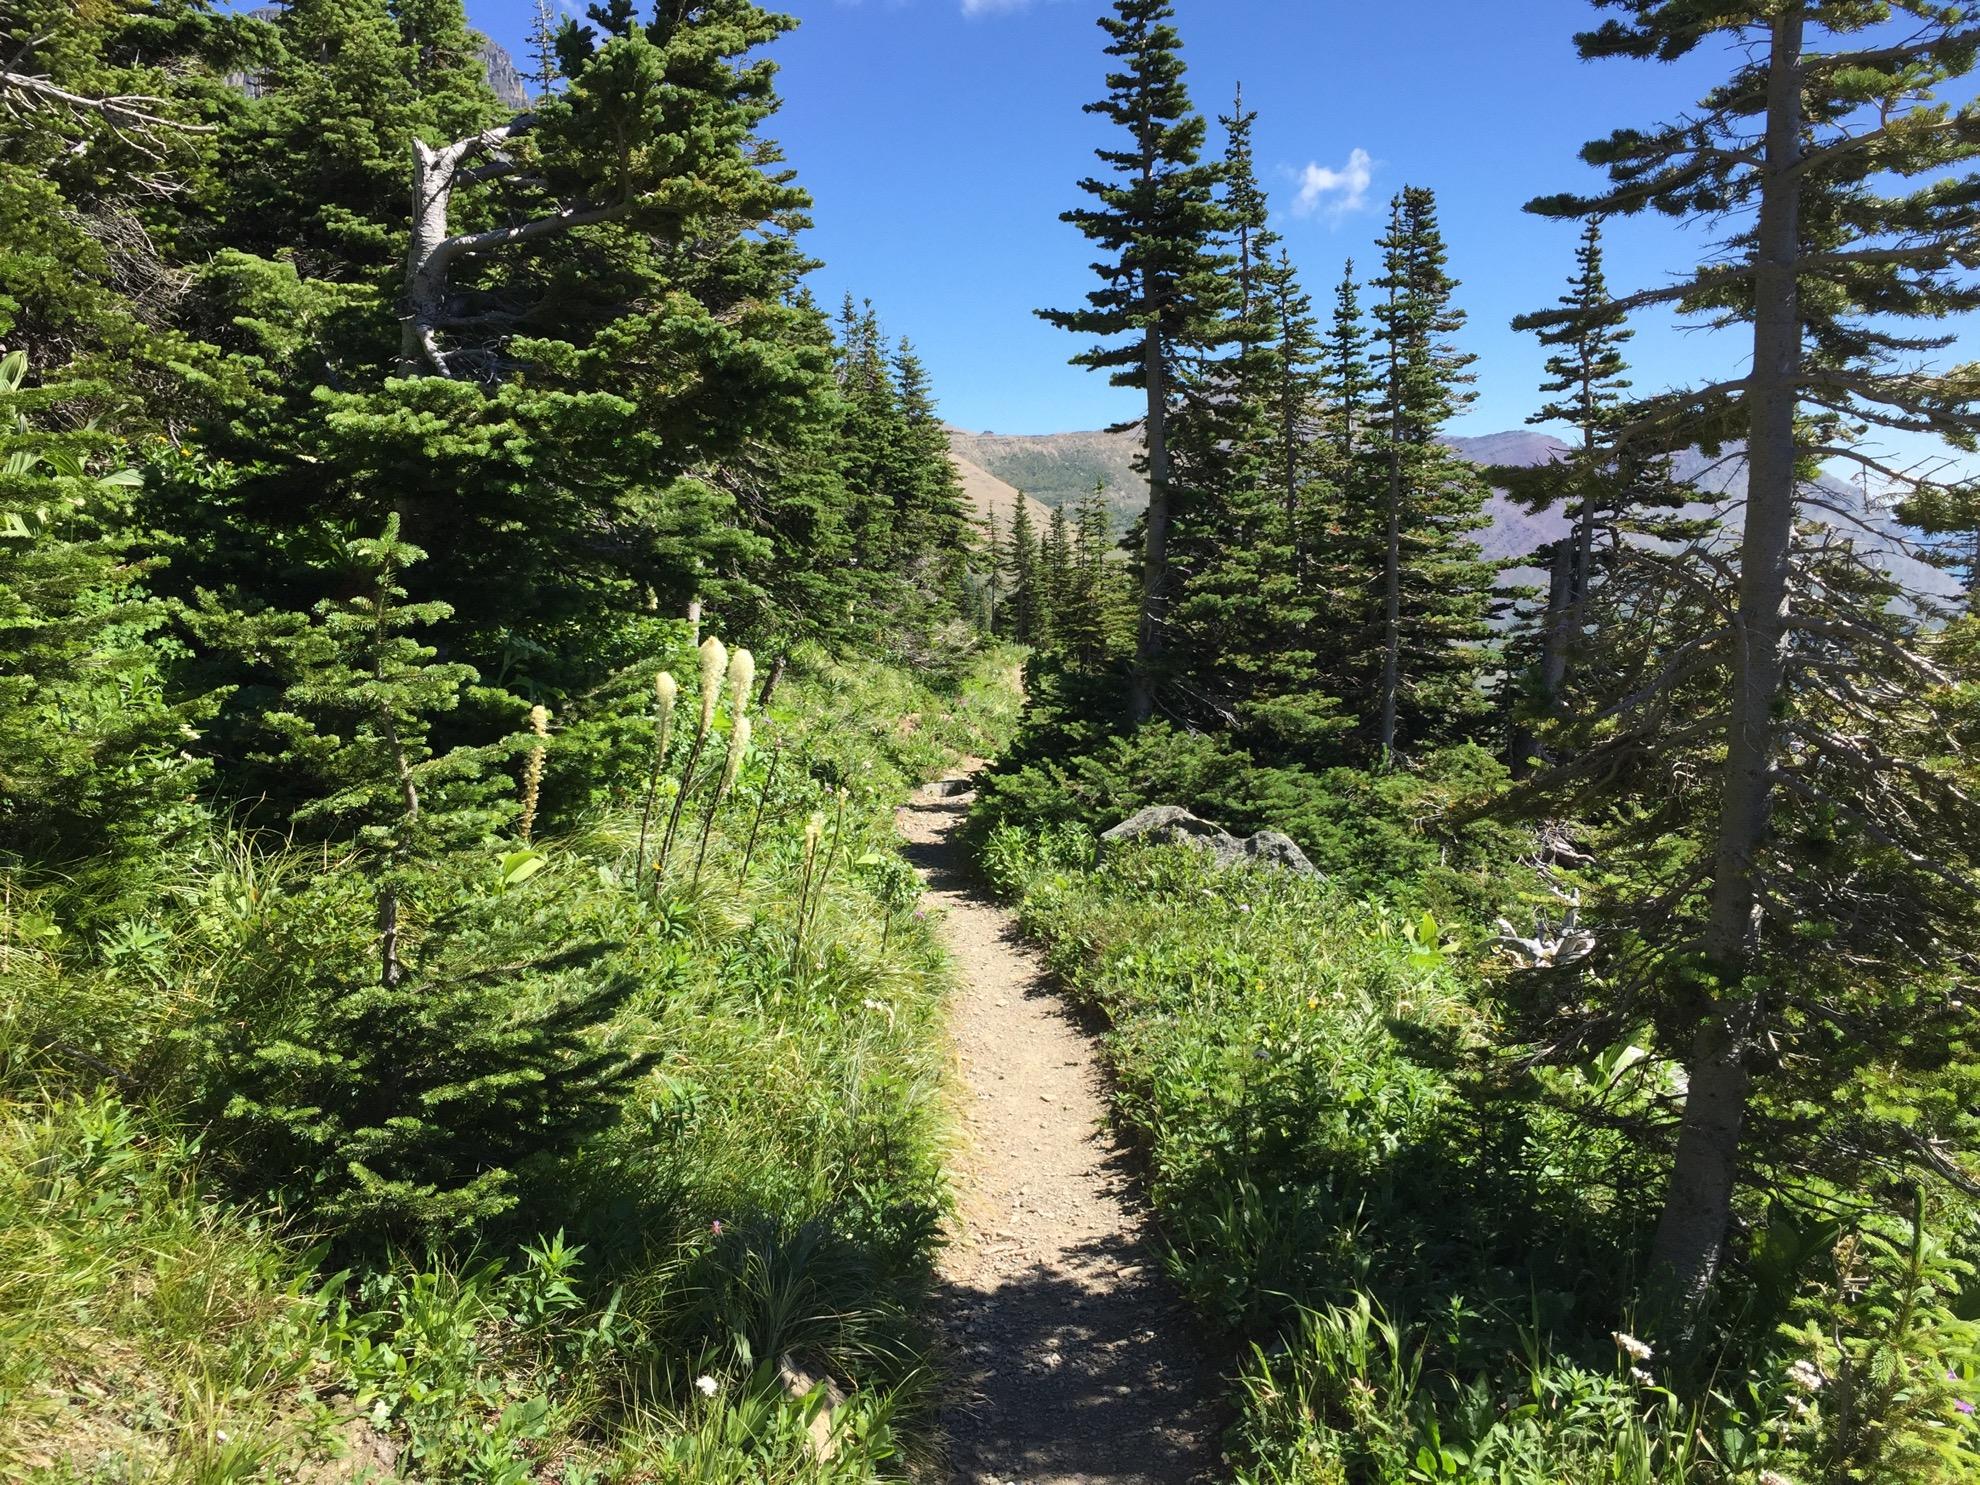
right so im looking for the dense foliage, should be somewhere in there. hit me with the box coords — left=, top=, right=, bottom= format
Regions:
left=1, top=0, right=1009, bottom=1474
left=980, top=0, right=1980, bottom=1480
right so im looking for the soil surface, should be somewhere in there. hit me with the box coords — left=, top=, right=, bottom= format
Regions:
left=896, top=772, right=1221, bottom=1485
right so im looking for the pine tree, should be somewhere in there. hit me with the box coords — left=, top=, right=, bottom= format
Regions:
left=1003, top=498, right=1047, bottom=646
left=1040, top=0, right=1231, bottom=725
left=0, top=352, right=199, bottom=877
left=1167, top=91, right=1332, bottom=753
left=1524, top=0, right=1980, bottom=1335
left=525, top=0, right=564, bottom=94
left=1310, top=261, right=1377, bottom=702
left=204, top=516, right=651, bottom=1242
left=1362, top=188, right=1497, bottom=762
left=1503, top=219, right=1636, bottom=777
left=1043, top=503, right=1076, bottom=633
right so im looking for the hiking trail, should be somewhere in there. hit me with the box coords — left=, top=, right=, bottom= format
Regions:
left=896, top=770, right=1220, bottom=1485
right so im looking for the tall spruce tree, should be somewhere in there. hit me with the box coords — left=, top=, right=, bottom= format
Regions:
left=1040, top=0, right=1230, bottom=725
left=1524, top=0, right=1980, bottom=1336
left=1363, top=188, right=1497, bottom=762
left=1169, top=92, right=1334, bottom=753
left=1503, top=219, right=1636, bottom=777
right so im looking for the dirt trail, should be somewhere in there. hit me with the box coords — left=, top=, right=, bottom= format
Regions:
left=897, top=772, right=1220, bottom=1485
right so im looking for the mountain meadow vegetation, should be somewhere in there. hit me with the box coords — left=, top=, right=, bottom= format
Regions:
left=4, top=0, right=1980, bottom=1482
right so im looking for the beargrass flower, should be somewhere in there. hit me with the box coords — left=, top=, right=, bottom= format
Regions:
left=695, top=1375, right=719, bottom=1397
left=727, top=646, right=755, bottom=721
left=654, top=671, right=679, bottom=761
left=519, top=704, right=550, bottom=842
left=696, top=636, right=729, bottom=738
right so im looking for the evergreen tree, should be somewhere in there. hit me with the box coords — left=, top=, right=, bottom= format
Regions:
left=1040, top=0, right=1231, bottom=725
left=525, top=0, right=564, bottom=94
left=1043, top=503, right=1076, bottom=633
left=1523, top=0, right=1980, bottom=1335
left=1503, top=219, right=1636, bottom=777
left=1168, top=91, right=1335, bottom=754
left=199, top=515, right=652, bottom=1242
left=1003, top=498, right=1047, bottom=646
left=0, top=352, right=200, bottom=879
left=1362, top=188, right=1497, bottom=762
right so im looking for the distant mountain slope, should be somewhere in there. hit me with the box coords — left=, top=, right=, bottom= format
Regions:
left=948, top=425, right=1958, bottom=600
left=947, top=426, right=1145, bottom=518
left=950, top=452, right=1055, bottom=532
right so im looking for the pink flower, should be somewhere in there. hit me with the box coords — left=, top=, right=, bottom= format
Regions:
left=710, top=1220, right=724, bottom=1236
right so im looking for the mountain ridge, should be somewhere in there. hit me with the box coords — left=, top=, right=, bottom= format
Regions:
left=947, top=425, right=1956, bottom=599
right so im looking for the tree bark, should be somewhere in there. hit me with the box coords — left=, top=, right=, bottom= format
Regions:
left=1648, top=4, right=1805, bottom=1339
left=398, top=119, right=626, bottom=379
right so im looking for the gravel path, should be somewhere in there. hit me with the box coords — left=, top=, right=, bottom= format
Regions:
left=897, top=773, right=1221, bottom=1485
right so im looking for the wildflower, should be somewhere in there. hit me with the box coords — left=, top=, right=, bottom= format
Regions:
left=519, top=704, right=550, bottom=842
left=726, top=647, right=756, bottom=722
left=1959, top=1399, right=1976, bottom=1417
left=710, top=1219, right=723, bottom=1236
left=696, top=636, right=729, bottom=737
left=1612, top=1331, right=1654, bottom=1363
left=653, top=672, right=680, bottom=762
left=695, top=1375, right=719, bottom=1397
left=862, top=997, right=896, bottom=1028
left=1786, top=1358, right=1824, bottom=1394
left=1236, top=902, right=1252, bottom=914
left=1630, top=1366, right=1654, bottom=1385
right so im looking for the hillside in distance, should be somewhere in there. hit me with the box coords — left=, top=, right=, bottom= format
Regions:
left=951, top=451, right=1055, bottom=531
left=947, top=426, right=1146, bottom=517
left=947, top=425, right=1959, bottom=600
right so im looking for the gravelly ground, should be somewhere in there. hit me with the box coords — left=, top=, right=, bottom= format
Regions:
left=896, top=774, right=1221, bottom=1485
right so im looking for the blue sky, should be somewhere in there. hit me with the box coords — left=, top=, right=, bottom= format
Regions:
left=464, top=1, right=1973, bottom=461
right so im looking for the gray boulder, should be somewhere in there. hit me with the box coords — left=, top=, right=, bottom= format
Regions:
left=1099, top=806, right=1321, bottom=880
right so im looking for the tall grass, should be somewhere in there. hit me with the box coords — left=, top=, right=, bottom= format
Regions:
left=0, top=643, right=1023, bottom=1481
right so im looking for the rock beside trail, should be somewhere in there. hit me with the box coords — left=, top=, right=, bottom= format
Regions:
left=1099, top=806, right=1322, bottom=879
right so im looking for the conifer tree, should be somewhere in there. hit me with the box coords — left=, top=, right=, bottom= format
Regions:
left=1041, top=0, right=1231, bottom=725
left=1363, top=188, right=1497, bottom=762
left=1503, top=219, right=1636, bottom=776
left=1523, top=0, right=1980, bottom=1335
left=525, top=0, right=564, bottom=94
left=1043, top=503, right=1076, bottom=630
left=0, top=352, right=197, bottom=875
left=1168, top=91, right=1331, bottom=752
left=1003, top=498, right=1047, bottom=646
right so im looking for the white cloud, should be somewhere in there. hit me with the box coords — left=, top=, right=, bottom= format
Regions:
left=961, top=0, right=1034, bottom=14
left=1292, top=148, right=1374, bottom=222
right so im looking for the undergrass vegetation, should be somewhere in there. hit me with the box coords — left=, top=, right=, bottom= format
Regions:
left=0, top=643, right=1021, bottom=1483
left=981, top=825, right=1980, bottom=1483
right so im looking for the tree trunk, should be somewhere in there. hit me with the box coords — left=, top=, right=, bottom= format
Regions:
left=401, top=138, right=462, bottom=377
left=1132, top=322, right=1172, bottom=727
left=758, top=655, right=786, bottom=709
left=1648, top=4, right=1805, bottom=1339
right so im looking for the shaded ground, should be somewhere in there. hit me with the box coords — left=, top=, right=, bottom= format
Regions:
left=897, top=775, right=1221, bottom=1485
